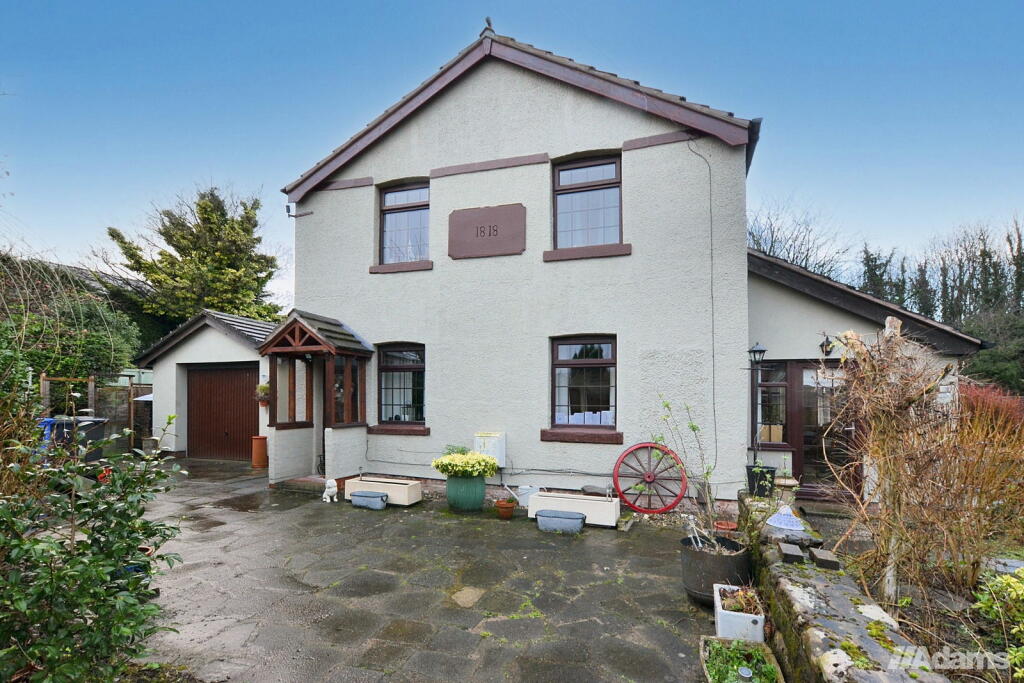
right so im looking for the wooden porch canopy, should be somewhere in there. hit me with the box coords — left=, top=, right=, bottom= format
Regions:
left=258, top=310, right=373, bottom=428
left=258, top=309, right=373, bottom=358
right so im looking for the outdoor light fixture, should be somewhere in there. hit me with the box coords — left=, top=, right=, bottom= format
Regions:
left=819, top=336, right=833, bottom=357
left=748, top=343, right=767, bottom=366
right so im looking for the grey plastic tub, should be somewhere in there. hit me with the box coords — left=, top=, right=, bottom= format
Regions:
left=350, top=490, right=388, bottom=510
left=536, top=509, right=585, bottom=534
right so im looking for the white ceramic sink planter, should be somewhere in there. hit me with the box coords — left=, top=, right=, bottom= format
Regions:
left=343, top=477, right=422, bottom=506
left=527, top=492, right=620, bottom=527
left=713, top=583, right=765, bottom=643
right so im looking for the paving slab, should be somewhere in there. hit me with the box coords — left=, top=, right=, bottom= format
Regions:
left=145, top=457, right=713, bottom=680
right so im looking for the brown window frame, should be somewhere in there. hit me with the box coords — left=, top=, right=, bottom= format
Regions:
left=549, top=335, right=617, bottom=430
left=751, top=361, right=790, bottom=448
left=551, top=157, right=623, bottom=250
left=379, top=182, right=430, bottom=266
left=327, top=354, right=368, bottom=428
left=268, top=354, right=314, bottom=429
left=376, top=343, right=426, bottom=426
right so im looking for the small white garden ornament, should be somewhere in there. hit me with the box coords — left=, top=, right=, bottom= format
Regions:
left=322, top=479, right=338, bottom=503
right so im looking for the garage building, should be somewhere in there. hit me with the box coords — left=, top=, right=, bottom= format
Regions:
left=137, top=310, right=275, bottom=459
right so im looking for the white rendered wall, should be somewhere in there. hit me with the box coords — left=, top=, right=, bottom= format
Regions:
left=289, top=58, right=751, bottom=497
left=265, top=358, right=325, bottom=484
left=747, top=272, right=961, bottom=474
left=150, top=326, right=259, bottom=452
left=267, top=427, right=316, bottom=484
left=748, top=274, right=883, bottom=360
left=324, top=427, right=367, bottom=481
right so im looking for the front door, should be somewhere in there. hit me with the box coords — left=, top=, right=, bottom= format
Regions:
left=795, top=363, right=858, bottom=498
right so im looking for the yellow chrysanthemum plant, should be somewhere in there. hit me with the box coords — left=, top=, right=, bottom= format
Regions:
left=430, top=451, right=499, bottom=479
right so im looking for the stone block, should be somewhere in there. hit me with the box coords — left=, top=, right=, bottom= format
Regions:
left=809, top=548, right=842, bottom=570
left=778, top=542, right=805, bottom=564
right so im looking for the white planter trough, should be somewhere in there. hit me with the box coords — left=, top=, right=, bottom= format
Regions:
left=713, top=583, right=765, bottom=643
left=527, top=492, right=620, bottom=527
left=343, top=476, right=422, bottom=506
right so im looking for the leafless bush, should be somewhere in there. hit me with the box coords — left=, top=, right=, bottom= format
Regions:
left=825, top=319, right=1024, bottom=656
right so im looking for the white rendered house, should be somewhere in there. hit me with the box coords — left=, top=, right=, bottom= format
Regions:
left=141, top=30, right=983, bottom=502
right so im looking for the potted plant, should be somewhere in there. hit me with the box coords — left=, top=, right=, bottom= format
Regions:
left=713, top=583, right=765, bottom=642
left=699, top=636, right=785, bottom=683
left=431, top=445, right=499, bottom=513
left=494, top=497, right=517, bottom=520
left=255, top=383, right=271, bottom=407
left=657, top=401, right=751, bottom=606
left=745, top=461, right=776, bottom=498
left=656, top=399, right=779, bottom=607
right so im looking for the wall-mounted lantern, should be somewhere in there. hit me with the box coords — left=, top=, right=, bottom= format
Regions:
left=819, top=336, right=833, bottom=357
left=748, top=343, right=767, bottom=366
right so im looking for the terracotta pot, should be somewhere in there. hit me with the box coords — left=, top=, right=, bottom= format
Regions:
left=251, top=435, right=268, bottom=469
left=258, top=400, right=269, bottom=408
left=495, top=499, right=516, bottom=520
left=713, top=520, right=738, bottom=532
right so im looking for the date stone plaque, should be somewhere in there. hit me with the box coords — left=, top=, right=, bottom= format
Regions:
left=448, top=203, right=526, bottom=259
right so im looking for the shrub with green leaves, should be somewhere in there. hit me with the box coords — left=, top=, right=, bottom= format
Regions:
left=974, top=568, right=1024, bottom=679
left=0, top=433, right=182, bottom=680
left=431, top=451, right=498, bottom=478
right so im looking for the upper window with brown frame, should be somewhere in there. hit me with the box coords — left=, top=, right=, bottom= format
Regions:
left=553, top=158, right=621, bottom=249
left=551, top=336, right=616, bottom=428
left=380, top=184, right=429, bottom=265
left=378, top=343, right=425, bottom=424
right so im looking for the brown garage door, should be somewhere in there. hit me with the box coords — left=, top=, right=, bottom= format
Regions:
left=187, top=365, right=259, bottom=460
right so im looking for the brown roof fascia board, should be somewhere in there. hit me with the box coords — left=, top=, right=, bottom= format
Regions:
left=284, top=39, right=492, bottom=203
left=488, top=41, right=748, bottom=147
left=430, top=153, right=549, bottom=179
left=258, top=314, right=337, bottom=356
left=283, top=33, right=757, bottom=203
left=134, top=314, right=207, bottom=368
left=747, top=250, right=984, bottom=356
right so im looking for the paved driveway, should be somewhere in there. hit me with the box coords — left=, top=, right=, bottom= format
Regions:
left=146, top=460, right=712, bottom=681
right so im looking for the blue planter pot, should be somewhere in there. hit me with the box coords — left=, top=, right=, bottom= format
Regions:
left=536, top=509, right=585, bottom=534
left=351, top=491, right=388, bottom=510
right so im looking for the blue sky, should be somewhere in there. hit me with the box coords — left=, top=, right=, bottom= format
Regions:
left=2, top=1, right=1022, bottom=302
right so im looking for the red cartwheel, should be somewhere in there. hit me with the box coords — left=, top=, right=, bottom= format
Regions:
left=613, top=442, right=688, bottom=514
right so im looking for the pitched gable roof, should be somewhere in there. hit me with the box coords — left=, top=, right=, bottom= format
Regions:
left=747, top=249, right=987, bottom=357
left=135, top=309, right=277, bottom=368
left=259, top=309, right=373, bottom=356
left=283, top=29, right=760, bottom=203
